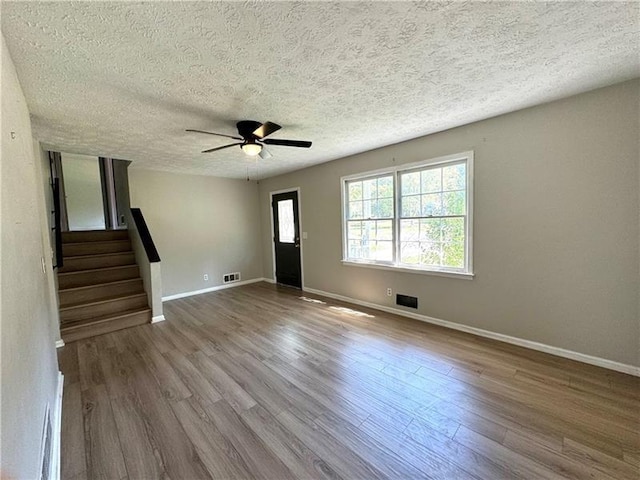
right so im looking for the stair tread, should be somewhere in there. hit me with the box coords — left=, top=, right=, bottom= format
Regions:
left=58, top=277, right=143, bottom=293
left=64, top=230, right=126, bottom=233
left=58, top=264, right=138, bottom=276
left=61, top=307, right=151, bottom=331
left=60, top=292, right=148, bottom=311
left=63, top=239, right=130, bottom=246
left=62, top=251, right=135, bottom=260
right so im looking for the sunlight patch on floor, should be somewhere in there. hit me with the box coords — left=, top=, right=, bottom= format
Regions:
left=299, top=296, right=326, bottom=304
left=329, top=306, right=375, bottom=318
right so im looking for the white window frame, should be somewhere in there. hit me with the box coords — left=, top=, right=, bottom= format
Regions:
left=341, top=151, right=474, bottom=279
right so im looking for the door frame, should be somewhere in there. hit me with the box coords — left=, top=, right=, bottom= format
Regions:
left=269, top=187, right=304, bottom=289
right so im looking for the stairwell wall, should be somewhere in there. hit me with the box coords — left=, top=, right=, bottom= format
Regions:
left=1, top=34, right=61, bottom=478
left=128, top=169, right=263, bottom=298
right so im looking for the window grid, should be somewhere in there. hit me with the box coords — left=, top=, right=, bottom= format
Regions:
left=342, top=153, right=472, bottom=275
left=398, top=161, right=467, bottom=270
left=346, top=174, right=395, bottom=263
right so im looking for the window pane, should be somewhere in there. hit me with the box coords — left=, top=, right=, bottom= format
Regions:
left=443, top=240, right=464, bottom=268
left=420, top=242, right=442, bottom=266
left=347, top=221, right=362, bottom=240
left=362, top=178, right=377, bottom=199
left=421, top=193, right=442, bottom=216
left=377, top=220, right=393, bottom=241
left=348, top=181, right=362, bottom=201
left=400, top=242, right=421, bottom=264
left=349, top=201, right=363, bottom=219
left=401, top=172, right=420, bottom=195
left=421, top=168, right=441, bottom=193
left=442, top=191, right=465, bottom=215
left=441, top=217, right=464, bottom=242
left=348, top=239, right=362, bottom=258
left=377, top=176, right=394, bottom=198
left=373, top=241, right=393, bottom=261
left=400, top=219, right=419, bottom=242
left=378, top=198, right=393, bottom=218
left=401, top=195, right=420, bottom=217
left=277, top=199, right=295, bottom=243
left=362, top=200, right=373, bottom=218
left=361, top=241, right=371, bottom=260
left=362, top=220, right=376, bottom=241
left=443, top=163, right=466, bottom=191
left=420, top=218, right=441, bottom=242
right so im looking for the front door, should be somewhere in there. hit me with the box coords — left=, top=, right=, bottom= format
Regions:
left=272, top=191, right=302, bottom=288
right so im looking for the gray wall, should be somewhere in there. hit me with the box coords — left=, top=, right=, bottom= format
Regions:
left=129, top=169, right=263, bottom=297
left=1, top=34, right=60, bottom=478
left=258, top=80, right=640, bottom=367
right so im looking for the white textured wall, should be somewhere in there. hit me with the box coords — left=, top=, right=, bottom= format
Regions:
left=0, top=34, right=60, bottom=478
left=128, top=169, right=263, bottom=297
left=258, top=80, right=640, bottom=368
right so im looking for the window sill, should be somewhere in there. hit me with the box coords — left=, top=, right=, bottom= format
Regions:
left=341, top=260, right=474, bottom=280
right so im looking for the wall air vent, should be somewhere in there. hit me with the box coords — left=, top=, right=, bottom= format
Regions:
left=223, top=272, right=241, bottom=284
left=396, top=294, right=418, bottom=309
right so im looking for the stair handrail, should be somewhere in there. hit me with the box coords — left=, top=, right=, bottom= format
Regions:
left=130, top=208, right=160, bottom=263
left=51, top=178, right=64, bottom=268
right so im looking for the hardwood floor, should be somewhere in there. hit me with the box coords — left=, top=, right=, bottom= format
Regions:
left=58, top=282, right=639, bottom=479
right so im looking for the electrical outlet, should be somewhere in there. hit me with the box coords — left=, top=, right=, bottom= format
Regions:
left=203, top=274, right=209, bottom=281
left=386, top=287, right=392, bottom=297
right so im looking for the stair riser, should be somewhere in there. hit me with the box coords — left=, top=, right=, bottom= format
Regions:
left=62, top=230, right=129, bottom=243
left=63, top=240, right=131, bottom=257
left=59, top=280, right=144, bottom=307
left=58, top=252, right=135, bottom=273
left=58, top=266, right=139, bottom=289
left=61, top=311, right=151, bottom=343
left=61, top=295, right=148, bottom=323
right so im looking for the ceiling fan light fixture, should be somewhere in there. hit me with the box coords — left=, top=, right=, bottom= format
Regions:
left=241, top=142, right=262, bottom=156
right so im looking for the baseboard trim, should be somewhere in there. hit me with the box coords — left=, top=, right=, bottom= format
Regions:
left=151, top=315, right=166, bottom=323
left=162, top=277, right=266, bottom=302
left=303, top=286, right=640, bottom=377
left=55, top=339, right=65, bottom=348
left=51, top=371, right=64, bottom=480
left=263, top=277, right=276, bottom=284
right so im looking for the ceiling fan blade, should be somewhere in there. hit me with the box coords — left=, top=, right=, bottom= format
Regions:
left=262, top=138, right=312, bottom=148
left=201, top=142, right=243, bottom=153
left=187, top=129, right=242, bottom=141
left=252, top=121, right=282, bottom=139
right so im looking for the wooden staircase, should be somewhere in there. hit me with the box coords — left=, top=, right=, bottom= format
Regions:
left=58, top=230, right=151, bottom=342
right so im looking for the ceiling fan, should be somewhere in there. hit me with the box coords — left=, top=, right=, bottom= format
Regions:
left=186, top=120, right=312, bottom=159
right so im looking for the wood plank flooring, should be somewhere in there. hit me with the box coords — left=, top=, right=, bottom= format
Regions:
left=58, top=282, right=640, bottom=479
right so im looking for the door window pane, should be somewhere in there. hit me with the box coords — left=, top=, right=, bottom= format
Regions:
left=278, top=199, right=295, bottom=243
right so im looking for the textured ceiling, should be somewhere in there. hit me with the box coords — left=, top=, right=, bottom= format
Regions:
left=2, top=2, right=639, bottom=179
